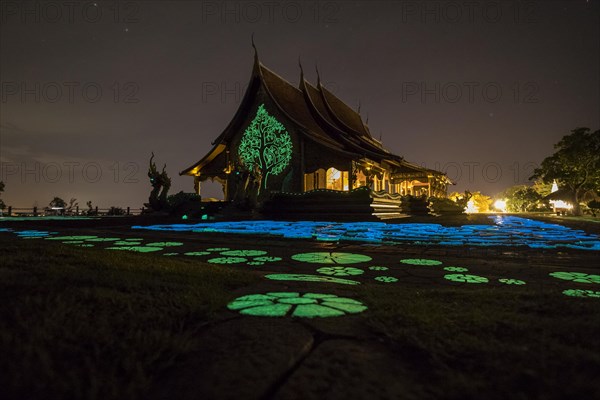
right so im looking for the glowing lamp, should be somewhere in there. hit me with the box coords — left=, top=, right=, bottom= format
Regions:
left=494, top=200, right=507, bottom=213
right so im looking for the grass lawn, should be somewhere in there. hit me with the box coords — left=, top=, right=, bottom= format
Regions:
left=0, top=236, right=258, bottom=400
left=1, top=234, right=599, bottom=400
left=359, top=285, right=600, bottom=399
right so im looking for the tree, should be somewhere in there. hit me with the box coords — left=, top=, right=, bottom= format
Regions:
left=66, top=198, right=78, bottom=214
left=531, top=127, right=600, bottom=215
left=448, top=191, right=472, bottom=210
left=471, top=191, right=492, bottom=213
left=86, top=201, right=97, bottom=216
left=0, top=181, right=5, bottom=210
left=237, top=104, right=293, bottom=193
left=501, top=185, right=544, bottom=212
left=49, top=197, right=66, bottom=208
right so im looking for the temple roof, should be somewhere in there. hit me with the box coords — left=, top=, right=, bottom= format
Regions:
left=181, top=52, right=447, bottom=181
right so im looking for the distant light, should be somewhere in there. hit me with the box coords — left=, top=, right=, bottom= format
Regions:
left=550, top=200, right=573, bottom=209
left=465, top=200, right=478, bottom=213
left=182, top=214, right=188, bottom=220
left=494, top=199, right=507, bottom=213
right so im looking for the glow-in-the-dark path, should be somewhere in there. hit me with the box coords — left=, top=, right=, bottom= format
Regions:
left=132, top=216, right=600, bottom=250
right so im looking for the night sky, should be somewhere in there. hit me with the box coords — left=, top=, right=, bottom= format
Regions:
left=1, top=0, right=598, bottom=208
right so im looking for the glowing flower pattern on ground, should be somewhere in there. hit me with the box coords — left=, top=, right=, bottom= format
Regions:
left=207, top=257, right=248, bottom=264
left=400, top=259, right=443, bottom=266
left=316, top=266, right=364, bottom=276
left=265, top=274, right=360, bottom=285
left=374, top=276, right=398, bottom=283
left=444, top=274, right=489, bottom=284
left=368, top=266, right=389, bottom=271
left=444, top=266, right=469, bottom=272
left=227, top=292, right=367, bottom=318
left=549, top=272, right=600, bottom=284
left=562, top=289, right=600, bottom=298
left=221, top=250, right=267, bottom=257
left=499, top=278, right=526, bottom=285
left=292, top=252, right=372, bottom=264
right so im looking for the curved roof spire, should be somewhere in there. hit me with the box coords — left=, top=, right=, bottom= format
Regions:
left=251, top=33, right=258, bottom=61
left=315, top=63, right=322, bottom=86
left=298, top=56, right=304, bottom=79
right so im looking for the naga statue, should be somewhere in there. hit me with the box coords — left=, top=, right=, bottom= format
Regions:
left=145, top=152, right=171, bottom=211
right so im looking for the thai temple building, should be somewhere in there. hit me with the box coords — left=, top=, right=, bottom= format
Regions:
left=181, top=46, right=451, bottom=218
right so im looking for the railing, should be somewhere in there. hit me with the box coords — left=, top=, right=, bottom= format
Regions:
left=0, top=206, right=145, bottom=217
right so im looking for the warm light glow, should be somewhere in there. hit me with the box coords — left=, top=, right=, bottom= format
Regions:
left=494, top=199, right=507, bottom=212
left=465, top=200, right=478, bottom=213
left=550, top=200, right=573, bottom=209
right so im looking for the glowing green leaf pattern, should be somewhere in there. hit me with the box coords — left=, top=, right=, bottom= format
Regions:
left=562, top=289, right=600, bottom=298
left=46, top=236, right=98, bottom=241
left=106, top=246, right=163, bottom=253
left=400, top=259, right=443, bottom=266
left=184, top=251, right=210, bottom=256
left=265, top=274, right=360, bottom=285
left=237, top=104, right=293, bottom=190
left=316, top=266, right=364, bottom=276
left=374, top=276, right=398, bottom=283
left=146, top=242, right=184, bottom=247
left=207, top=257, right=248, bottom=264
left=549, top=272, right=600, bottom=284
left=369, top=266, right=389, bottom=271
left=292, top=252, right=372, bottom=264
left=444, top=274, right=489, bottom=284
left=227, top=292, right=367, bottom=318
left=444, top=266, right=468, bottom=272
left=207, top=247, right=230, bottom=252
left=85, top=237, right=120, bottom=242
left=499, top=278, right=526, bottom=285
left=221, top=250, right=267, bottom=257
left=253, top=256, right=282, bottom=262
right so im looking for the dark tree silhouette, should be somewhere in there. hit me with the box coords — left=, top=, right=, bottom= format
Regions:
left=531, top=127, right=600, bottom=215
left=0, top=181, right=5, bottom=210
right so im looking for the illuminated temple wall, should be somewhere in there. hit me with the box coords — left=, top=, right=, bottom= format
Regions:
left=189, top=75, right=449, bottom=201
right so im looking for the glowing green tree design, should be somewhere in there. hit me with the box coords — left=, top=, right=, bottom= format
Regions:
left=237, top=104, right=293, bottom=190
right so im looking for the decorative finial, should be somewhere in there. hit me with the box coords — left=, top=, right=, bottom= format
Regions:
left=298, top=56, right=304, bottom=78
left=251, top=33, right=258, bottom=60
left=315, top=63, right=321, bottom=86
